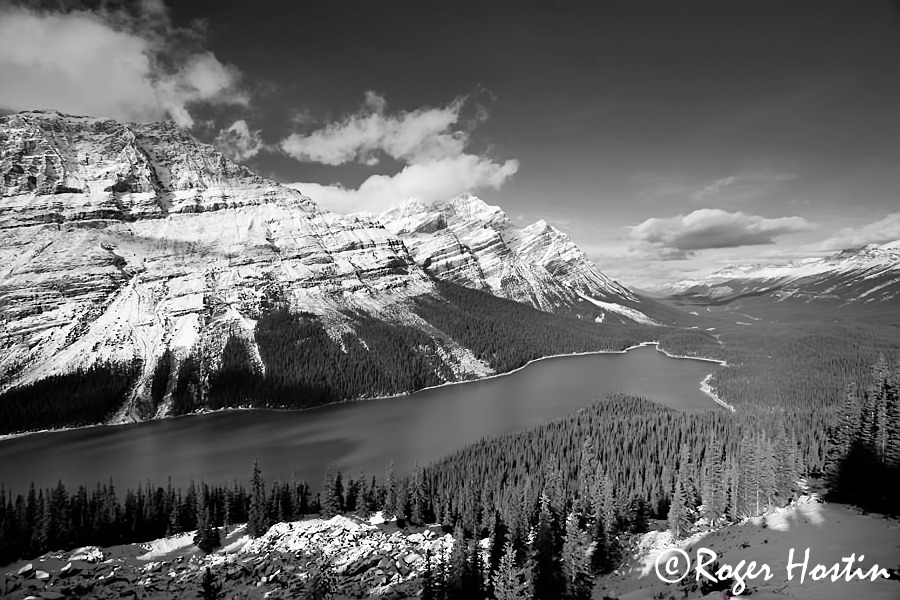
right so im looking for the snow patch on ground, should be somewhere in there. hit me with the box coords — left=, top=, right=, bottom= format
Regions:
left=137, top=531, right=197, bottom=561
left=578, top=293, right=660, bottom=325
left=598, top=497, right=900, bottom=600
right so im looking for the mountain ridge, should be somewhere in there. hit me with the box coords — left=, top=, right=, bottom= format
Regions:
left=0, top=110, right=662, bottom=434
left=667, top=241, right=900, bottom=305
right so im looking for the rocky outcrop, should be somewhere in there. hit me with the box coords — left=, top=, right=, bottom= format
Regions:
left=0, top=111, right=447, bottom=421
left=0, top=111, right=650, bottom=429
left=378, top=194, right=638, bottom=313
left=1, top=517, right=456, bottom=600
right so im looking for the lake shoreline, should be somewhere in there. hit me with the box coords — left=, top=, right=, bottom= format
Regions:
left=0, top=341, right=729, bottom=443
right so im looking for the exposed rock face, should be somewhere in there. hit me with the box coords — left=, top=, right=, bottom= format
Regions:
left=2, top=517, right=457, bottom=600
left=378, top=194, right=636, bottom=312
left=0, top=111, right=647, bottom=428
left=669, top=241, right=900, bottom=304
left=0, top=111, right=447, bottom=420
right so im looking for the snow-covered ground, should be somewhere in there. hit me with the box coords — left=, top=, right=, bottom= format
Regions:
left=596, top=496, right=900, bottom=600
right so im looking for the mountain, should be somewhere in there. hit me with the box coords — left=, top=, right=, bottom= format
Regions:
left=0, top=111, right=657, bottom=434
left=668, top=242, right=900, bottom=306
left=376, top=195, right=656, bottom=323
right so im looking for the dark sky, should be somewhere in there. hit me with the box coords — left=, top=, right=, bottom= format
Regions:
left=1, top=0, right=897, bottom=285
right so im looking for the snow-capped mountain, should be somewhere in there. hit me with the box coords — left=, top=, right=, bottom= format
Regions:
left=669, top=242, right=900, bottom=304
left=0, top=111, right=650, bottom=429
left=376, top=194, right=645, bottom=317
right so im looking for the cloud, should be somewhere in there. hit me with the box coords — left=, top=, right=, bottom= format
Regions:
left=689, top=170, right=797, bottom=203
left=281, top=92, right=468, bottom=166
left=817, top=213, right=900, bottom=250
left=287, top=154, right=519, bottom=214
left=214, top=119, right=264, bottom=162
left=629, top=208, right=815, bottom=257
left=0, top=2, right=247, bottom=127
left=283, top=90, right=517, bottom=213
left=690, top=176, right=738, bottom=202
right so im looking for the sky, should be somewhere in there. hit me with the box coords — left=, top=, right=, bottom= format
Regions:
left=0, top=0, right=897, bottom=289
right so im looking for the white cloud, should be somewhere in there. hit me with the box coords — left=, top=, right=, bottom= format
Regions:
left=281, top=92, right=468, bottom=166
left=287, top=155, right=519, bottom=214
left=690, top=176, right=738, bottom=202
left=817, top=213, right=900, bottom=250
left=0, top=3, right=247, bottom=127
left=283, top=90, right=518, bottom=213
left=630, top=208, right=815, bottom=256
left=214, top=119, right=264, bottom=162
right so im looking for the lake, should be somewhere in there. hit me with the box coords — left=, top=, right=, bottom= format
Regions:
left=0, top=344, right=723, bottom=495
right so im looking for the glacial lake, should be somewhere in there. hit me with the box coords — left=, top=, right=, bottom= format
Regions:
left=0, top=344, right=723, bottom=495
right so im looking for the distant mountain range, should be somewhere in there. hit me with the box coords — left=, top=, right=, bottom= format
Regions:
left=0, top=110, right=659, bottom=431
left=667, top=241, right=900, bottom=305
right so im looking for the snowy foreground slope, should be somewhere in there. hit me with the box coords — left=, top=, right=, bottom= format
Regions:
left=0, top=110, right=648, bottom=426
left=667, top=242, right=900, bottom=304
left=596, top=496, right=900, bottom=600
left=3, top=499, right=896, bottom=599
left=2, top=514, right=453, bottom=599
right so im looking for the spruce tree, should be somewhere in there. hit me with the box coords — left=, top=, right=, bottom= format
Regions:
left=197, top=566, right=222, bottom=600
left=410, top=464, right=426, bottom=525
left=422, top=548, right=437, bottom=600
left=321, top=466, right=342, bottom=518
left=447, top=525, right=469, bottom=600
left=384, top=460, right=398, bottom=520
left=531, top=494, right=563, bottom=600
left=825, top=383, right=861, bottom=479
left=488, top=510, right=508, bottom=581
left=493, top=541, right=531, bottom=600
left=194, top=491, right=220, bottom=554
left=248, top=461, right=268, bottom=538
left=562, top=512, right=593, bottom=600
left=668, top=474, right=690, bottom=538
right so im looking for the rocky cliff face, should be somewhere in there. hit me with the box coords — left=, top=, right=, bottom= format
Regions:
left=377, top=194, right=640, bottom=313
left=0, top=111, right=648, bottom=429
left=0, top=111, right=461, bottom=422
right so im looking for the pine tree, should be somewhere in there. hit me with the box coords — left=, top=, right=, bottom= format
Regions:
left=668, top=474, right=690, bottom=538
left=321, top=466, right=343, bottom=518
left=384, top=460, right=399, bottom=520
left=561, top=512, right=592, bottom=600
left=465, top=535, right=486, bottom=599
left=248, top=461, right=268, bottom=538
left=410, top=463, right=426, bottom=525
left=531, top=494, right=563, bottom=600
left=488, top=510, right=508, bottom=582
left=197, top=566, right=223, bottom=600
left=825, top=383, right=861, bottom=478
left=700, top=437, right=726, bottom=524
left=194, top=490, right=220, bottom=554
left=422, top=548, right=437, bottom=600
left=493, top=541, right=531, bottom=600
left=757, top=433, right=778, bottom=512
left=447, top=525, right=470, bottom=600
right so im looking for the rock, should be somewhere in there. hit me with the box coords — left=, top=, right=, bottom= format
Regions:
left=17, top=563, right=34, bottom=577
left=34, top=570, right=50, bottom=581
left=40, top=592, right=65, bottom=599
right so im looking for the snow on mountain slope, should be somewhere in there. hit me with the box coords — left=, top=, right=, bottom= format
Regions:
left=668, top=241, right=900, bottom=304
left=377, top=194, right=644, bottom=317
left=599, top=496, right=900, bottom=600
left=0, top=111, right=487, bottom=420
left=0, top=111, right=653, bottom=430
